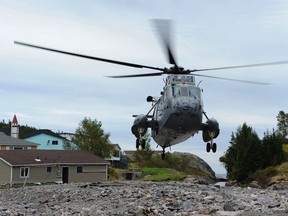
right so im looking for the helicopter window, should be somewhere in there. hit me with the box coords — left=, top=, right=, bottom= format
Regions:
left=172, top=86, right=188, bottom=97
left=172, top=86, right=178, bottom=97
left=189, top=87, right=201, bottom=98
left=166, top=86, right=173, bottom=98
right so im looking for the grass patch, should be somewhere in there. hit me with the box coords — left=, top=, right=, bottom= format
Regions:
left=276, top=162, right=288, bottom=175
left=268, top=162, right=288, bottom=185
left=282, top=144, right=288, bottom=153
left=253, top=162, right=288, bottom=187
left=141, top=167, right=186, bottom=181
left=184, top=167, right=209, bottom=176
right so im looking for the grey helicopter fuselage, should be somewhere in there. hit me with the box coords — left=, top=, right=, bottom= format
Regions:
left=131, top=74, right=219, bottom=153
left=152, top=74, right=203, bottom=148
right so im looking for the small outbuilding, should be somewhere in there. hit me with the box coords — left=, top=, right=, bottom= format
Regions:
left=0, top=150, right=110, bottom=186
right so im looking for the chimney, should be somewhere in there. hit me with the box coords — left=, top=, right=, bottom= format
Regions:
left=11, top=114, right=19, bottom=138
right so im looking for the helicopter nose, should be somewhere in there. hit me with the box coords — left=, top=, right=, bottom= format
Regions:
left=181, top=101, right=197, bottom=112
left=182, top=105, right=190, bottom=111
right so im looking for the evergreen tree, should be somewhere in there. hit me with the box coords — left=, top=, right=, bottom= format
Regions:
left=133, top=143, right=154, bottom=167
left=19, top=125, right=37, bottom=138
left=261, top=131, right=284, bottom=167
left=276, top=110, right=288, bottom=142
left=220, top=123, right=262, bottom=181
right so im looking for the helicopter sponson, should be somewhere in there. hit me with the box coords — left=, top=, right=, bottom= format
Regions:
left=131, top=114, right=149, bottom=138
left=202, top=118, right=220, bottom=142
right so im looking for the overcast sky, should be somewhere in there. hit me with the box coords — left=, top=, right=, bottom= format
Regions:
left=1, top=0, right=288, bottom=174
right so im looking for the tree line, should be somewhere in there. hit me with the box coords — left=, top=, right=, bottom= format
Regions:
left=0, top=120, right=37, bottom=138
left=220, top=110, right=287, bottom=182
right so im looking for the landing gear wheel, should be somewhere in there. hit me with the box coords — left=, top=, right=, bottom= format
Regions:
left=212, top=143, right=217, bottom=153
left=206, top=143, right=211, bottom=153
left=136, top=138, right=140, bottom=150
left=141, top=139, right=146, bottom=149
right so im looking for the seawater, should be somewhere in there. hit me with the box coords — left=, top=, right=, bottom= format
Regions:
left=215, top=173, right=227, bottom=187
left=216, top=174, right=227, bottom=179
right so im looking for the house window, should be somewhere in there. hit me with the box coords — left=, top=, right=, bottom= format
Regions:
left=9, top=147, right=25, bottom=150
left=77, top=166, right=83, bottom=173
left=52, top=140, right=58, bottom=145
left=20, top=167, right=29, bottom=178
left=47, top=167, right=52, bottom=173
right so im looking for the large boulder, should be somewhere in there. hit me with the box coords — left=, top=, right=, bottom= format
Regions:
left=172, top=152, right=217, bottom=182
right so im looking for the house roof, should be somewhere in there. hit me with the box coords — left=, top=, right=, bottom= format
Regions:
left=0, top=132, right=39, bottom=146
left=22, top=129, right=67, bottom=140
left=0, top=150, right=110, bottom=166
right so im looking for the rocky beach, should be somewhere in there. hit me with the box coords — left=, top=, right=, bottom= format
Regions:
left=1, top=180, right=288, bottom=216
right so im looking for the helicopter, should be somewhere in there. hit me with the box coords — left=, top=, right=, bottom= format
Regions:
left=14, top=20, right=288, bottom=159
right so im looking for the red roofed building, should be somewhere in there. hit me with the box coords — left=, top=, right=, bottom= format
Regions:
left=0, top=150, right=109, bottom=185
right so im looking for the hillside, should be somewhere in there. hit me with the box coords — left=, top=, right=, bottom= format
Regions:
left=111, top=151, right=217, bottom=184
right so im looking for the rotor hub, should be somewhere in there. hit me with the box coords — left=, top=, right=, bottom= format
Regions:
left=164, top=66, right=191, bottom=74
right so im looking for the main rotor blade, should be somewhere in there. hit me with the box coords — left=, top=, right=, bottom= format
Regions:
left=191, top=61, right=288, bottom=72
left=153, top=19, right=178, bottom=66
left=193, top=73, right=270, bottom=85
left=107, top=72, right=163, bottom=78
left=14, top=41, right=164, bottom=71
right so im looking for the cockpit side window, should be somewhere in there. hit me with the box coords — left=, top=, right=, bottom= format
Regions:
left=172, top=85, right=181, bottom=97
left=166, top=86, right=173, bottom=98
left=189, top=86, right=201, bottom=98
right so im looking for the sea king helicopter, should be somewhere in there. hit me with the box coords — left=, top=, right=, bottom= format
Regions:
left=14, top=20, right=288, bottom=159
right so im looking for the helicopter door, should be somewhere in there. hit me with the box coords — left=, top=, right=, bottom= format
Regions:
left=155, top=97, right=164, bottom=121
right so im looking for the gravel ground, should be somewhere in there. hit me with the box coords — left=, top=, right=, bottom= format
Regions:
left=0, top=181, right=288, bottom=216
